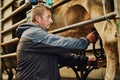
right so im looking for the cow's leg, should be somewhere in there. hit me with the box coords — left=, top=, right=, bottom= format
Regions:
left=103, top=21, right=118, bottom=80
left=104, top=41, right=118, bottom=80
left=95, top=20, right=118, bottom=80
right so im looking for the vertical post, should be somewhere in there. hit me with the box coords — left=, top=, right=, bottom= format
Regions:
left=117, top=19, right=120, bottom=79
left=0, top=0, right=2, bottom=79
left=114, top=0, right=120, bottom=79
left=117, top=20, right=120, bottom=78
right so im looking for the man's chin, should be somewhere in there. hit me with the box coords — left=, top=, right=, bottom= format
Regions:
left=46, top=26, right=50, bottom=29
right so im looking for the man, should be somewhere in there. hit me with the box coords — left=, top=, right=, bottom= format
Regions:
left=16, top=5, right=98, bottom=80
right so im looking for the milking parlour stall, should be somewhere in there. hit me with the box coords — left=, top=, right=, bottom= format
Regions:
left=0, top=0, right=120, bottom=80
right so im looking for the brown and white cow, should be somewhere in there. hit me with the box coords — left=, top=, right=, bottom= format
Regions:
left=51, top=0, right=120, bottom=80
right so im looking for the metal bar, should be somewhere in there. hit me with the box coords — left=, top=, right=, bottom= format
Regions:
left=51, top=0, right=72, bottom=9
left=102, top=0, right=111, bottom=22
left=1, top=2, right=30, bottom=22
left=49, top=12, right=117, bottom=34
left=1, top=38, right=19, bottom=46
left=114, top=0, right=120, bottom=18
left=1, top=19, right=26, bottom=34
left=0, top=53, right=16, bottom=58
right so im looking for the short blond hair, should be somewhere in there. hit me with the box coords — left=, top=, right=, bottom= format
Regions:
left=31, top=5, right=52, bottom=22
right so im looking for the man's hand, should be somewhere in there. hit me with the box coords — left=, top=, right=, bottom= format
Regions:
left=87, top=57, right=97, bottom=66
left=86, top=31, right=99, bottom=43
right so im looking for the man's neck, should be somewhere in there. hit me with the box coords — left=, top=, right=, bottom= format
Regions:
left=32, top=22, right=48, bottom=31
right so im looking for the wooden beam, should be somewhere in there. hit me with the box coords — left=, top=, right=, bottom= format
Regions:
left=0, top=0, right=2, bottom=79
left=1, top=2, right=30, bottom=22
left=1, top=38, right=19, bottom=46
left=1, top=0, right=14, bottom=11
left=0, top=53, right=16, bottom=58
left=1, top=19, right=26, bottom=34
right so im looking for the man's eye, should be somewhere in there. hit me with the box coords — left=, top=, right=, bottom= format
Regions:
left=47, top=16, right=50, bottom=18
left=47, top=15, right=52, bottom=18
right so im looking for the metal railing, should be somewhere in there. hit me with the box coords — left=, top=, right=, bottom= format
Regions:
left=0, top=11, right=118, bottom=59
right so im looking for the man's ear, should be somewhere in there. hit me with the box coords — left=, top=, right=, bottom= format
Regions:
left=35, top=15, right=41, bottom=22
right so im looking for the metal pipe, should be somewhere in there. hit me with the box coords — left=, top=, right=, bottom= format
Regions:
left=51, top=0, right=72, bottom=9
left=102, top=0, right=111, bottom=22
left=0, top=53, right=16, bottom=58
left=49, top=12, right=117, bottom=34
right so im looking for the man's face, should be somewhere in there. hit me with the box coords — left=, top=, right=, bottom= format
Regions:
left=39, top=10, right=53, bottom=30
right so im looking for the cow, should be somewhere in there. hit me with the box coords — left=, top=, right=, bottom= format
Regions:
left=50, top=0, right=120, bottom=80
left=1, top=0, right=119, bottom=80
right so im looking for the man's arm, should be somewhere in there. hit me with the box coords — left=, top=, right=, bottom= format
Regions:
left=22, top=27, right=98, bottom=55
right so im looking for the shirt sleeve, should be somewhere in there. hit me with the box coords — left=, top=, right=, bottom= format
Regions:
left=32, top=29, right=89, bottom=49
left=22, top=27, right=89, bottom=54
